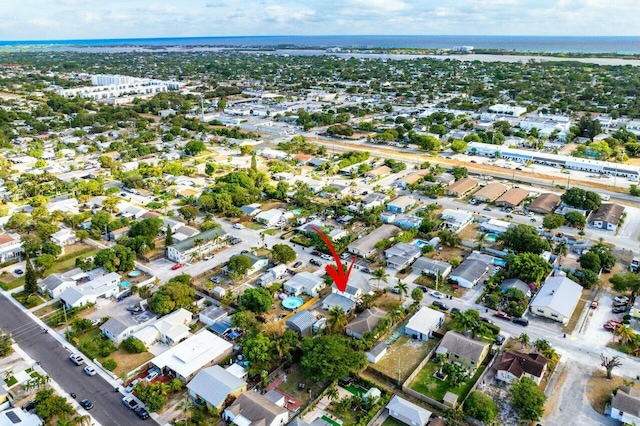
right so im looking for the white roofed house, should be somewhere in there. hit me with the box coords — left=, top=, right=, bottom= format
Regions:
left=166, top=228, right=227, bottom=264
left=405, top=307, right=445, bottom=341
left=322, top=284, right=362, bottom=314
left=441, top=209, right=474, bottom=232
left=50, top=228, right=76, bottom=246
left=37, top=268, right=85, bottom=298
left=46, top=198, right=79, bottom=215
left=223, top=391, right=288, bottom=426
left=132, top=308, right=193, bottom=347
left=283, top=272, right=324, bottom=296
left=411, top=258, right=452, bottom=279
left=384, top=242, right=422, bottom=270
left=347, top=224, right=399, bottom=258
left=150, top=330, right=233, bottom=382
left=59, top=271, right=121, bottom=308
left=529, top=276, right=583, bottom=324
left=120, top=205, right=149, bottom=220
left=254, top=209, right=284, bottom=227
left=448, top=252, right=492, bottom=289
left=257, top=264, right=288, bottom=288
left=188, top=365, right=247, bottom=412
left=386, top=395, right=432, bottom=426
left=0, top=233, right=22, bottom=264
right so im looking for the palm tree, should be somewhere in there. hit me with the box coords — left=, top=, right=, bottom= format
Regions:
left=395, top=280, right=408, bottom=300
left=3, top=370, right=13, bottom=381
left=326, top=385, right=339, bottom=402
left=178, top=394, right=193, bottom=426
left=555, top=241, right=568, bottom=263
left=518, top=333, right=530, bottom=349
left=389, top=308, right=403, bottom=325
left=56, top=415, right=92, bottom=426
left=617, top=324, right=635, bottom=345
left=474, top=232, right=486, bottom=251
left=328, top=306, right=347, bottom=334
left=534, top=338, right=551, bottom=353
left=370, top=267, right=389, bottom=290
left=542, top=348, right=560, bottom=372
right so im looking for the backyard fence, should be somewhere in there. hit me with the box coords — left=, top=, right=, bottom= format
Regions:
left=400, top=342, right=452, bottom=410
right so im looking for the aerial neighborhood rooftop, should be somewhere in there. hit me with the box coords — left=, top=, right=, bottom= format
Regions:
left=0, top=42, right=639, bottom=426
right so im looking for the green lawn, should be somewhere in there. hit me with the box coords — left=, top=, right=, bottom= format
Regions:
left=4, top=249, right=99, bottom=291
left=381, top=418, right=406, bottom=426
left=5, top=376, right=17, bottom=387
left=277, top=367, right=325, bottom=406
left=262, top=228, right=279, bottom=236
left=245, top=222, right=264, bottom=231
left=12, top=290, right=46, bottom=309
left=410, top=360, right=485, bottom=403
left=77, top=328, right=110, bottom=360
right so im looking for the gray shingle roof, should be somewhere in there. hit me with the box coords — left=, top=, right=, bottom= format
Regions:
left=386, top=395, right=432, bottom=426
left=439, top=331, right=489, bottom=364
left=347, top=307, right=387, bottom=336
left=187, top=366, right=246, bottom=408
left=169, top=228, right=226, bottom=253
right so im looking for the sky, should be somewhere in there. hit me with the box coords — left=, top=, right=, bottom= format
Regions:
left=0, top=0, right=638, bottom=41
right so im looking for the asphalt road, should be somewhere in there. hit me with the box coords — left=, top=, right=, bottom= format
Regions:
left=0, top=294, right=153, bottom=426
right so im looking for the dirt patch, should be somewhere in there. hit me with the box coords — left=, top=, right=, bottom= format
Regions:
left=544, top=366, right=568, bottom=415
left=374, top=293, right=404, bottom=311
left=484, top=385, right=522, bottom=426
left=371, top=335, right=436, bottom=383
left=563, top=289, right=590, bottom=333
left=585, top=370, right=627, bottom=414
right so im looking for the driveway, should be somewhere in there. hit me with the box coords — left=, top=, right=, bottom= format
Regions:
left=0, top=293, right=154, bottom=426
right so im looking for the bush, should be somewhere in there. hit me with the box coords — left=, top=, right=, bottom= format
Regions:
left=484, top=322, right=501, bottom=336
left=464, top=390, right=498, bottom=423
left=99, top=339, right=117, bottom=357
left=121, top=337, right=147, bottom=353
left=102, top=358, right=117, bottom=371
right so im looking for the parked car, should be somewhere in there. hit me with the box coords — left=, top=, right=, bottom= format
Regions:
left=124, top=379, right=141, bottom=393
left=232, top=223, right=244, bottom=230
left=310, top=259, right=322, bottom=266
left=13, top=269, right=23, bottom=275
left=430, top=291, right=445, bottom=299
left=69, top=354, right=85, bottom=366
left=210, top=276, right=222, bottom=284
left=512, top=317, right=529, bottom=326
left=83, top=366, right=97, bottom=376
left=613, top=300, right=629, bottom=308
left=361, top=267, right=371, bottom=274
left=171, top=263, right=184, bottom=270
left=293, top=261, right=303, bottom=268
left=203, top=255, right=214, bottom=261
left=604, top=323, right=616, bottom=331
left=432, top=301, right=449, bottom=311
left=451, top=307, right=461, bottom=315
left=320, top=254, right=333, bottom=261
left=494, top=335, right=506, bottom=345
left=80, top=399, right=94, bottom=410
left=613, top=306, right=630, bottom=314
left=480, top=317, right=495, bottom=325
left=145, top=370, right=159, bottom=382
left=134, top=407, right=150, bottom=420
left=22, top=401, right=35, bottom=412
left=340, top=252, right=350, bottom=260
left=614, top=296, right=629, bottom=304
left=590, top=301, right=599, bottom=309
left=122, top=396, right=140, bottom=411
left=493, top=311, right=513, bottom=321
left=419, top=286, right=429, bottom=293
left=483, top=207, right=492, bottom=211
left=127, top=305, right=142, bottom=313
left=311, top=250, right=321, bottom=256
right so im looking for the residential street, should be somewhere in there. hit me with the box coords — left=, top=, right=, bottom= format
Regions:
left=0, top=293, right=153, bottom=426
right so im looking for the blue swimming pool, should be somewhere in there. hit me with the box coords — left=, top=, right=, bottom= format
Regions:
left=493, top=258, right=507, bottom=267
left=128, top=270, right=141, bottom=277
left=120, top=281, right=131, bottom=288
left=414, top=240, right=429, bottom=248
left=485, top=233, right=499, bottom=243
left=282, top=297, right=304, bottom=310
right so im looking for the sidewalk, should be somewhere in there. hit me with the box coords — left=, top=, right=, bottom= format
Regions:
left=11, top=344, right=102, bottom=426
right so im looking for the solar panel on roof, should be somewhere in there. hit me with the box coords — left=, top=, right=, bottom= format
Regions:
left=4, top=410, right=21, bottom=424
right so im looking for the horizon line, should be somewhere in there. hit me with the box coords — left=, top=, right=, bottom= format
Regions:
left=1, top=34, right=639, bottom=44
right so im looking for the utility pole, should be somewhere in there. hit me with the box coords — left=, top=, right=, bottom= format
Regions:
left=62, top=303, right=69, bottom=335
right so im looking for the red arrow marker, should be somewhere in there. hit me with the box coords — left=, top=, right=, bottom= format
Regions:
left=311, top=227, right=357, bottom=292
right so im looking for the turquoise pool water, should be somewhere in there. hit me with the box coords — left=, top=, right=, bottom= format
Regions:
left=128, top=270, right=141, bottom=277
left=493, top=258, right=507, bottom=267
left=282, top=297, right=304, bottom=310
left=414, top=240, right=429, bottom=248
left=120, top=281, right=131, bottom=287
left=485, top=233, right=499, bottom=242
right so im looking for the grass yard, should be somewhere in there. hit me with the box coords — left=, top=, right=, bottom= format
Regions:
left=410, top=361, right=485, bottom=403
left=326, top=404, right=357, bottom=426
left=5, top=376, right=17, bottom=387
left=381, top=417, right=406, bottom=426
left=262, top=228, right=279, bottom=236
left=374, top=293, right=404, bottom=312
left=244, top=222, right=264, bottom=231
left=586, top=371, right=626, bottom=414
left=277, top=367, right=325, bottom=406
left=370, top=335, right=437, bottom=383
left=12, top=290, right=46, bottom=309
left=77, top=328, right=109, bottom=359
left=4, top=248, right=99, bottom=291
left=563, top=290, right=590, bottom=333
left=106, top=349, right=154, bottom=377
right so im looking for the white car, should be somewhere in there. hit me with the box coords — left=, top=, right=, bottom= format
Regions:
left=83, top=366, right=97, bottom=376
left=124, top=379, right=141, bottom=393
left=430, top=291, right=445, bottom=299
left=320, top=254, right=333, bottom=261
left=614, top=296, right=629, bottom=304
left=232, top=223, right=244, bottom=230
left=203, top=255, right=214, bottom=261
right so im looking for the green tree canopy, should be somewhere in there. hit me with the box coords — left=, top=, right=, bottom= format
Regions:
left=511, top=377, right=546, bottom=421
left=542, top=213, right=565, bottom=231
left=560, top=187, right=601, bottom=210
left=271, top=244, right=297, bottom=264
left=463, top=391, right=498, bottom=423
left=499, top=224, right=550, bottom=254
left=240, top=288, right=272, bottom=313
left=506, top=252, right=551, bottom=284
left=579, top=251, right=601, bottom=273
left=184, top=140, right=206, bottom=156
left=149, top=276, right=195, bottom=314
left=228, top=255, right=252, bottom=277
left=300, top=335, right=367, bottom=382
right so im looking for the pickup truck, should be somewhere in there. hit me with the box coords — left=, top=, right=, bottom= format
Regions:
left=122, top=396, right=140, bottom=411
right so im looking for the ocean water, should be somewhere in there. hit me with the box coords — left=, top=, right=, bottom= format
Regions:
left=0, top=35, right=638, bottom=54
